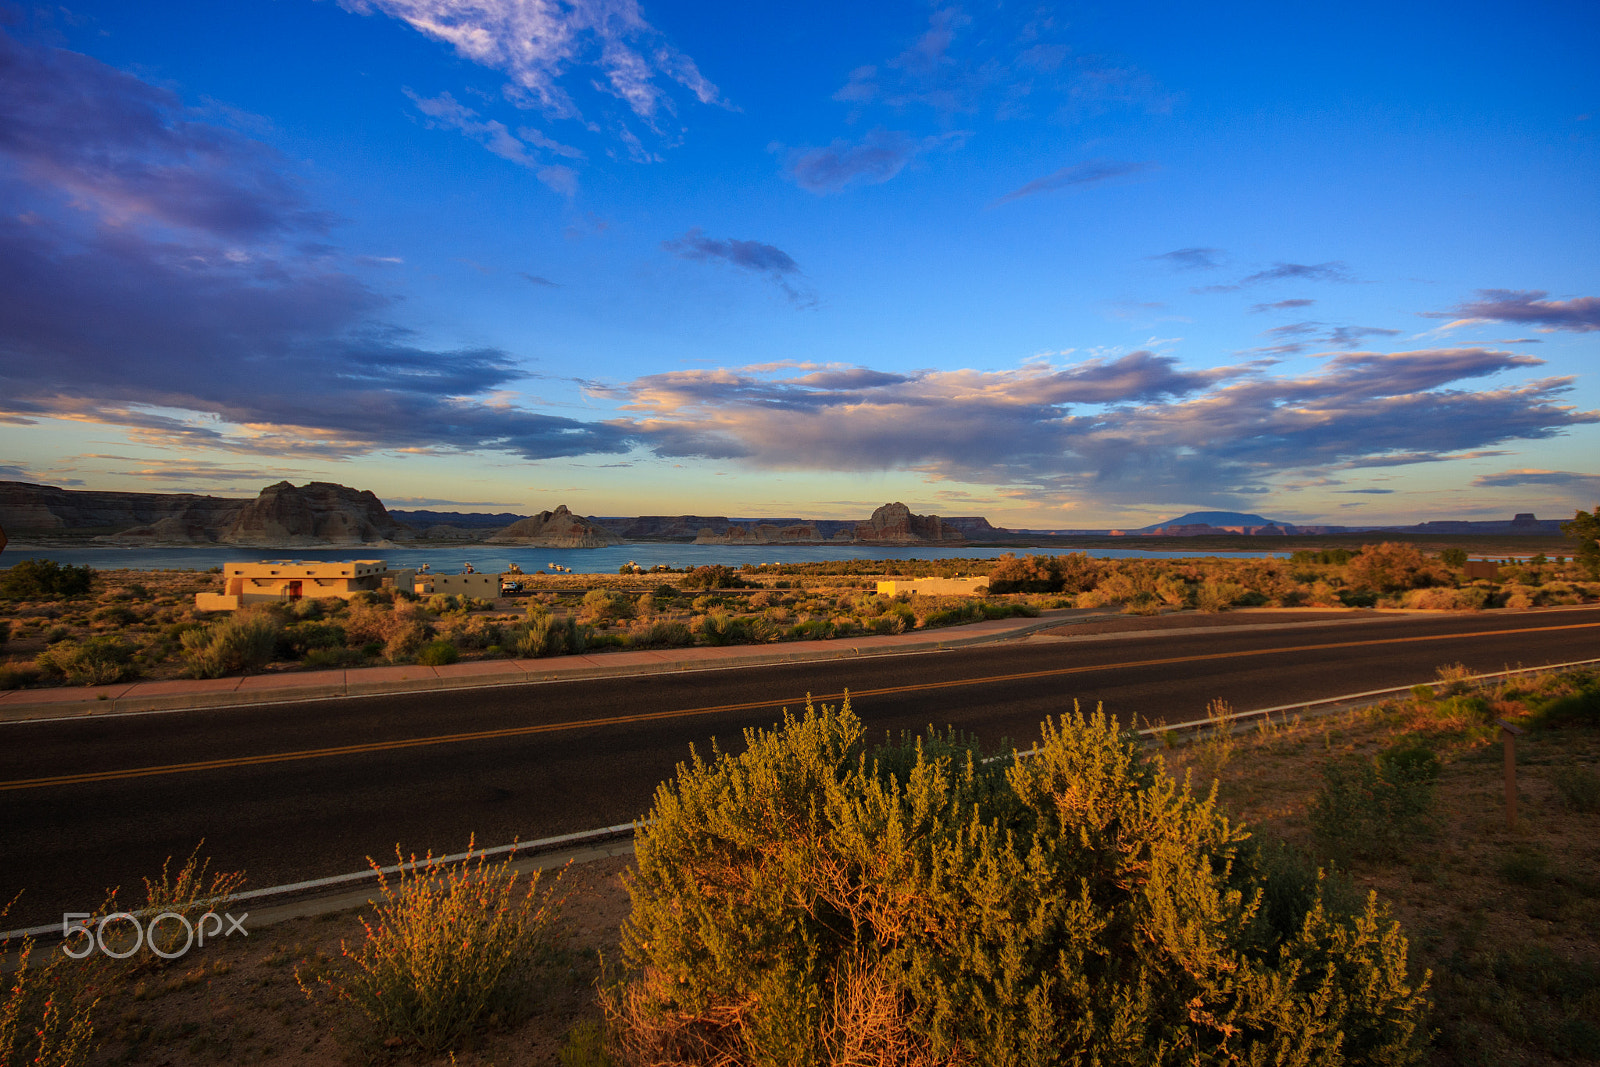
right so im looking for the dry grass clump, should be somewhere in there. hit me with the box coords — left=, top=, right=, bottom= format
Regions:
left=299, top=841, right=564, bottom=1054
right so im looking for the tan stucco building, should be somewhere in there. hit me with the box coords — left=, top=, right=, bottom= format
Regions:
left=875, top=577, right=990, bottom=597
left=196, top=560, right=417, bottom=611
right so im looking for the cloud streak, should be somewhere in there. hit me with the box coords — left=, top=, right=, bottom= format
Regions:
left=405, top=90, right=580, bottom=193
left=662, top=229, right=816, bottom=307
left=776, top=129, right=965, bottom=194
left=993, top=159, right=1155, bottom=205
left=1151, top=247, right=1222, bottom=271
left=1434, top=289, right=1600, bottom=332
left=1471, top=469, right=1600, bottom=495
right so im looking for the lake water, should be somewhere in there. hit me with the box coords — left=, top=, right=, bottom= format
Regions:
left=0, top=543, right=1288, bottom=574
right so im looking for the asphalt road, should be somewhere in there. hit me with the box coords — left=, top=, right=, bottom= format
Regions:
left=3, top=607, right=1597, bottom=930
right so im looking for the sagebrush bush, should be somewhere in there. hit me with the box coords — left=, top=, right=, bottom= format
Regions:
left=627, top=619, right=694, bottom=648
left=416, top=639, right=460, bottom=666
left=304, top=842, right=562, bottom=1053
left=1310, top=741, right=1440, bottom=862
left=516, top=613, right=585, bottom=657
left=1196, top=579, right=1246, bottom=612
left=36, top=635, right=138, bottom=686
left=180, top=612, right=280, bottom=678
left=613, top=700, right=1429, bottom=1065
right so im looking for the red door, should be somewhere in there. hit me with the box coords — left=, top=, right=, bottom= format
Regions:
left=287, top=580, right=302, bottom=601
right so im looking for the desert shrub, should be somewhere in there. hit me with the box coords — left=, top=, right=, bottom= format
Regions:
left=305, top=646, right=365, bottom=669
left=416, top=639, right=460, bottom=666
left=89, top=604, right=137, bottom=627
left=1310, top=741, right=1440, bottom=862
left=613, top=701, right=1429, bottom=1065
left=36, top=635, right=139, bottom=686
left=1154, top=573, right=1191, bottom=607
left=516, top=613, right=585, bottom=657
left=180, top=613, right=281, bottom=678
left=1439, top=547, right=1468, bottom=569
left=579, top=589, right=634, bottom=625
left=627, top=619, right=694, bottom=649
left=986, top=552, right=1100, bottom=594
left=1196, top=579, right=1247, bottom=612
left=0, top=933, right=97, bottom=1067
left=1346, top=542, right=1446, bottom=593
left=692, top=611, right=755, bottom=646
left=1400, top=586, right=1490, bottom=611
left=89, top=845, right=247, bottom=965
left=0, top=662, right=41, bottom=690
left=1562, top=506, right=1600, bottom=578
left=437, top=613, right=503, bottom=650
left=279, top=620, right=347, bottom=658
left=426, top=593, right=465, bottom=614
left=303, top=842, right=561, bottom=1054
left=680, top=565, right=744, bottom=590
left=0, top=558, right=95, bottom=600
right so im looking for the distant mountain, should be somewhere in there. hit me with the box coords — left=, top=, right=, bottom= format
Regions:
left=1135, top=511, right=1279, bottom=531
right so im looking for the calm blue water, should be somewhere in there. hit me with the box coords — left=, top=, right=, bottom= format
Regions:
left=0, top=543, right=1287, bottom=574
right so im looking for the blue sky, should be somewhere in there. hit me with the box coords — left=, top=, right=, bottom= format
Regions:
left=1, top=0, right=1596, bottom=528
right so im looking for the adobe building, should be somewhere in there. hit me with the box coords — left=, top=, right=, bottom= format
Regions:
left=412, top=571, right=498, bottom=598
left=875, top=577, right=990, bottom=597
left=196, top=560, right=417, bottom=611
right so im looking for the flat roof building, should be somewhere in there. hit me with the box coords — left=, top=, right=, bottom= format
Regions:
left=196, top=560, right=415, bottom=611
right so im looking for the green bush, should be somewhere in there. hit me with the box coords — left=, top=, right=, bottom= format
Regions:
left=1310, top=742, right=1440, bottom=862
left=693, top=612, right=755, bottom=646
left=416, top=639, right=460, bottom=666
left=1197, top=579, right=1247, bottom=612
left=627, top=619, right=694, bottom=649
left=180, top=613, right=281, bottom=678
left=515, top=613, right=585, bottom=657
left=680, top=564, right=745, bottom=590
left=279, top=620, right=347, bottom=658
left=304, top=645, right=365, bottom=669
left=613, top=701, right=1429, bottom=1065
left=0, top=558, right=95, bottom=600
left=986, top=552, right=1100, bottom=594
left=35, top=635, right=138, bottom=686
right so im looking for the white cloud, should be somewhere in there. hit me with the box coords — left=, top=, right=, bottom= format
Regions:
left=348, top=0, right=723, bottom=120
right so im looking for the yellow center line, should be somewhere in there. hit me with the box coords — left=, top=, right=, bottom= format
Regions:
left=4, top=620, right=1596, bottom=792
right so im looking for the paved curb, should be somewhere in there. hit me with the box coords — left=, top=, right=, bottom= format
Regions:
left=0, top=611, right=1087, bottom=722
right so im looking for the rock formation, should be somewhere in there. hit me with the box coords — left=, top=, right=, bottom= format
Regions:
left=485, top=505, right=620, bottom=547
left=854, top=502, right=961, bottom=542
left=220, top=482, right=409, bottom=545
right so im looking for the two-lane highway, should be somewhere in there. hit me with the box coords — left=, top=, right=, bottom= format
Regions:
left=3, top=607, right=1597, bottom=929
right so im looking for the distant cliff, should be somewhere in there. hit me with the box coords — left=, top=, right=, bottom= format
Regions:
left=0, top=481, right=245, bottom=536
left=1, top=480, right=411, bottom=546
left=693, top=502, right=981, bottom=544
left=485, top=505, right=620, bottom=548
